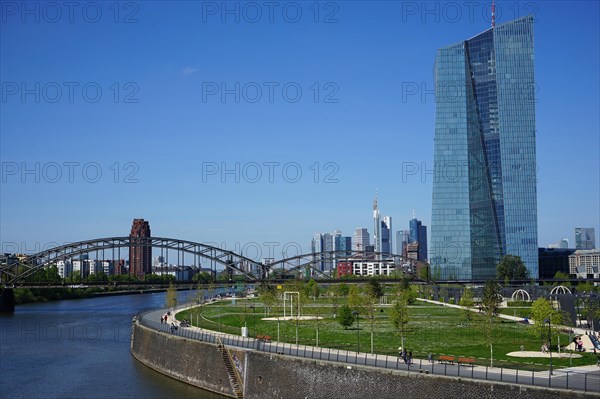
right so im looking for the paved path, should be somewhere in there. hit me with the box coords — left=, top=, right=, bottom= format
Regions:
left=419, top=298, right=600, bottom=354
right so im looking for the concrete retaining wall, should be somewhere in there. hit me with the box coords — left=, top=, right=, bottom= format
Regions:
left=131, top=323, right=243, bottom=398
left=131, top=322, right=596, bottom=399
left=244, top=354, right=589, bottom=399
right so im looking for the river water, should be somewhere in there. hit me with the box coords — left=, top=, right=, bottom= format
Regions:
left=0, top=291, right=227, bottom=399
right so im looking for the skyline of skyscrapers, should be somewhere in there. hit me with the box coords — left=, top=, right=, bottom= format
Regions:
left=430, top=16, right=539, bottom=280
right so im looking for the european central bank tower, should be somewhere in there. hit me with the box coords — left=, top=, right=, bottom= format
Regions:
left=430, top=16, right=538, bottom=280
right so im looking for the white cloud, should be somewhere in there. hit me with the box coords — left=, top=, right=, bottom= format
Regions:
left=182, top=67, right=198, bottom=76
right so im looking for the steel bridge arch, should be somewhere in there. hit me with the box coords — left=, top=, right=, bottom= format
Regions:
left=266, top=250, right=427, bottom=281
left=0, top=236, right=264, bottom=285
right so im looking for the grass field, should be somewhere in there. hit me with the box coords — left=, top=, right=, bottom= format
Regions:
left=176, top=297, right=598, bottom=371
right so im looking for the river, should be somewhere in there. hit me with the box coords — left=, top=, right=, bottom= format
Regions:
left=0, top=291, right=227, bottom=399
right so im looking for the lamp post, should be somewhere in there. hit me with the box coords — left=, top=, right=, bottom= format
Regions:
left=545, top=317, right=553, bottom=376
left=352, top=310, right=360, bottom=353
left=250, top=305, right=256, bottom=337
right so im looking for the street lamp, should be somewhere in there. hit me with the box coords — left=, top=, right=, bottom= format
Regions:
left=352, top=310, right=360, bottom=353
left=544, top=317, right=553, bottom=376
left=250, top=305, right=256, bottom=337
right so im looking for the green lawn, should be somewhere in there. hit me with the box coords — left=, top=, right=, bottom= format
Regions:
left=176, top=298, right=598, bottom=371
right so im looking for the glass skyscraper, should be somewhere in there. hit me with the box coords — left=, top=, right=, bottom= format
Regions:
left=575, top=227, right=596, bottom=250
left=430, top=16, right=538, bottom=280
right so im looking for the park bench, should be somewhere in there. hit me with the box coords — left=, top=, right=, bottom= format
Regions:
left=256, top=335, right=272, bottom=342
left=458, top=357, right=475, bottom=366
left=438, top=355, right=455, bottom=364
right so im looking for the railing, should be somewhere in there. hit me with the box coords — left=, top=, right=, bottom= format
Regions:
left=216, top=335, right=245, bottom=398
left=135, top=306, right=600, bottom=394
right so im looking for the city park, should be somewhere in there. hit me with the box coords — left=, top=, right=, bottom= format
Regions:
left=174, top=274, right=600, bottom=372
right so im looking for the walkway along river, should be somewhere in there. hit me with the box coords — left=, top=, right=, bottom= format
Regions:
left=0, top=291, right=227, bottom=399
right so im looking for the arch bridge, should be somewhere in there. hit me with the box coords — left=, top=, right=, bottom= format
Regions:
left=0, top=236, right=264, bottom=285
left=1, top=238, right=424, bottom=286
left=265, top=249, right=425, bottom=281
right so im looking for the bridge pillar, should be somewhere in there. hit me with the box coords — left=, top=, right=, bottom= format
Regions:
left=0, top=288, right=15, bottom=313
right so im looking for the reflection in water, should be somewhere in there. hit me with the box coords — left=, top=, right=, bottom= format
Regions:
left=0, top=291, right=226, bottom=399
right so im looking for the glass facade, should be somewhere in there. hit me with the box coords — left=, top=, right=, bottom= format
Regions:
left=430, top=16, right=538, bottom=280
left=575, top=227, right=596, bottom=250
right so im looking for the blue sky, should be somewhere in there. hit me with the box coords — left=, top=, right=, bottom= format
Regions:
left=1, top=0, right=599, bottom=261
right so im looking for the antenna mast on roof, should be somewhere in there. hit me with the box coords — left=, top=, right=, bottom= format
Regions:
left=491, top=0, right=496, bottom=28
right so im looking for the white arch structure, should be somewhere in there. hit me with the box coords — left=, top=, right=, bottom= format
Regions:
left=511, top=289, right=531, bottom=302
left=550, top=285, right=572, bottom=295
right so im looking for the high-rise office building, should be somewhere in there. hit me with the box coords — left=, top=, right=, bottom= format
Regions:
left=354, top=228, right=370, bottom=252
left=409, top=217, right=421, bottom=245
left=396, top=230, right=410, bottom=258
left=418, top=225, right=428, bottom=262
left=334, top=232, right=352, bottom=257
left=408, top=217, right=427, bottom=262
left=311, top=233, right=334, bottom=272
left=373, top=196, right=382, bottom=254
left=129, top=218, right=152, bottom=279
left=575, top=227, right=596, bottom=250
left=430, top=16, right=538, bottom=280
left=381, top=216, right=392, bottom=255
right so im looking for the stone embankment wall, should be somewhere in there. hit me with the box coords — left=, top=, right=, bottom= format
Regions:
left=131, top=322, right=597, bottom=399
left=131, top=323, right=241, bottom=398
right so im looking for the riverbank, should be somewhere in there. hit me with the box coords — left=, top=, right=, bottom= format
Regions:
left=13, top=286, right=173, bottom=305
left=132, top=306, right=600, bottom=398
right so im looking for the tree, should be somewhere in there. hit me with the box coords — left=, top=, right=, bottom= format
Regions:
left=482, top=280, right=502, bottom=316
left=192, top=272, right=213, bottom=284
left=482, top=280, right=502, bottom=366
left=305, top=279, right=319, bottom=300
left=338, top=305, right=355, bottom=329
left=496, top=255, right=529, bottom=281
left=365, top=278, right=383, bottom=301
left=363, top=293, right=378, bottom=354
left=577, top=281, right=596, bottom=293
left=459, top=287, right=475, bottom=321
left=260, top=285, right=278, bottom=317
left=166, top=282, right=177, bottom=309
left=389, top=294, right=410, bottom=349
left=417, top=264, right=430, bottom=281
left=530, top=297, right=563, bottom=346
left=336, top=282, right=350, bottom=297
left=432, top=265, right=442, bottom=281
left=554, top=271, right=570, bottom=281
left=402, top=286, right=418, bottom=305
left=347, top=284, right=364, bottom=309
left=194, top=281, right=206, bottom=304
left=584, top=296, right=600, bottom=331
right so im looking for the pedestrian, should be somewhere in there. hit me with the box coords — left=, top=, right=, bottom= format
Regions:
left=427, top=353, right=433, bottom=363
left=408, top=351, right=413, bottom=365
left=160, top=316, right=163, bottom=324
